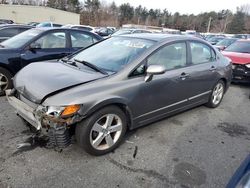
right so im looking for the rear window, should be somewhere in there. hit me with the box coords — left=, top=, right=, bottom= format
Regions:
left=224, top=41, right=250, bottom=53
left=0, top=28, right=19, bottom=37
left=216, top=38, right=237, bottom=47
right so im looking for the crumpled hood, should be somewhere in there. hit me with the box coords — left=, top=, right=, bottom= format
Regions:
left=14, top=62, right=106, bottom=104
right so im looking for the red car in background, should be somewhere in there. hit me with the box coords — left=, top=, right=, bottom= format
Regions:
left=222, top=40, right=250, bottom=83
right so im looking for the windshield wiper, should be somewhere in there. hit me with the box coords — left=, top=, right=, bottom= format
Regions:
left=74, top=59, right=108, bottom=75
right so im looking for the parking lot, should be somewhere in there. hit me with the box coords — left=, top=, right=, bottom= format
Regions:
left=0, top=84, right=249, bottom=188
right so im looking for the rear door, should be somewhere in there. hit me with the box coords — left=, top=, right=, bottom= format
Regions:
left=185, top=41, right=220, bottom=101
left=20, top=30, right=71, bottom=67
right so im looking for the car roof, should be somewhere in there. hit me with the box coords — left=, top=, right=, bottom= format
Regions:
left=27, top=27, right=102, bottom=39
left=0, top=24, right=33, bottom=29
left=115, top=33, right=198, bottom=42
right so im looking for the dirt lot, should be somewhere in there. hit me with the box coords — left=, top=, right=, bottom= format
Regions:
left=0, top=84, right=249, bottom=188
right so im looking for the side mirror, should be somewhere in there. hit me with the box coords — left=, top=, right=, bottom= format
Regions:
left=145, top=65, right=166, bottom=82
left=29, top=42, right=41, bottom=51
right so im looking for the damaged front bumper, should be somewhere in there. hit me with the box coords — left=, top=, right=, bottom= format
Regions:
left=6, top=89, right=83, bottom=148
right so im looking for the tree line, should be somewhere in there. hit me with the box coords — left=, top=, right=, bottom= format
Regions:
left=1, top=0, right=250, bottom=33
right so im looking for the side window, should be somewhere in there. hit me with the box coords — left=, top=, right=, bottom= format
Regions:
left=133, top=30, right=142, bottom=33
left=190, top=42, right=216, bottom=64
left=33, top=32, right=66, bottom=49
left=70, top=31, right=94, bottom=48
left=0, top=28, right=19, bottom=37
left=18, top=28, right=29, bottom=33
left=147, top=42, right=187, bottom=70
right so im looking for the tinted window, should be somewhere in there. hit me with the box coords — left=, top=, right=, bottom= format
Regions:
left=0, top=28, right=19, bottom=37
left=33, top=32, right=66, bottom=49
left=72, top=37, right=155, bottom=72
left=70, top=31, right=94, bottom=48
left=133, top=30, right=142, bottom=33
left=147, top=42, right=187, bottom=70
left=190, top=42, right=215, bottom=64
left=224, top=41, right=250, bottom=53
left=18, top=27, right=30, bottom=33
left=53, top=24, right=62, bottom=27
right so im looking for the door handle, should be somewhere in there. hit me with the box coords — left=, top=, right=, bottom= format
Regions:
left=179, top=72, right=190, bottom=80
left=209, top=66, right=217, bottom=71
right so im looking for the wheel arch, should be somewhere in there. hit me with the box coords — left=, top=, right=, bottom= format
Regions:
left=219, top=77, right=229, bottom=92
left=0, top=63, right=14, bottom=76
left=84, top=98, right=133, bottom=130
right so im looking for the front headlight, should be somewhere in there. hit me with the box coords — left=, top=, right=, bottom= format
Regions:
left=61, top=105, right=81, bottom=117
left=245, top=64, right=250, bottom=68
left=46, top=106, right=65, bottom=117
left=46, top=104, right=81, bottom=118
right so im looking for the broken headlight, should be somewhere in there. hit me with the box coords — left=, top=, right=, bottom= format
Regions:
left=46, top=105, right=81, bottom=118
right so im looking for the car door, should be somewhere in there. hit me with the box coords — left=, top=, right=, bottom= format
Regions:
left=129, top=42, right=194, bottom=125
left=20, top=30, right=71, bottom=67
left=184, top=41, right=220, bottom=102
left=69, top=30, right=99, bottom=52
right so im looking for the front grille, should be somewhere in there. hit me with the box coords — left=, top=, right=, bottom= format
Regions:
left=233, top=64, right=246, bottom=72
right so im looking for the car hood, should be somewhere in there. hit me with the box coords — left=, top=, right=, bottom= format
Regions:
left=222, top=51, right=250, bottom=64
left=14, top=61, right=107, bottom=104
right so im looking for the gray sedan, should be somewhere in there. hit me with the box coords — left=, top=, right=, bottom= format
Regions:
left=6, top=34, right=232, bottom=155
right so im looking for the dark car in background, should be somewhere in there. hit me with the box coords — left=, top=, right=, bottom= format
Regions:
left=0, top=19, right=14, bottom=24
left=222, top=40, right=250, bottom=83
left=207, top=36, right=225, bottom=45
left=6, top=34, right=232, bottom=155
left=215, top=38, right=238, bottom=51
left=0, top=24, right=33, bottom=42
left=0, top=28, right=102, bottom=95
left=27, top=22, right=40, bottom=27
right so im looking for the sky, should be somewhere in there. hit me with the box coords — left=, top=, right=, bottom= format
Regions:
left=103, top=0, right=250, bottom=15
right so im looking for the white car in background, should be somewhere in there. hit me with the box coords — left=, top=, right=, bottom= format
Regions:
left=62, top=24, right=97, bottom=33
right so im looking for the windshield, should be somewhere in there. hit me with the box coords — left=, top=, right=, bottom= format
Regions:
left=1, top=29, right=42, bottom=48
left=71, top=37, right=155, bottom=72
left=224, top=41, right=250, bottom=53
left=216, top=38, right=237, bottom=47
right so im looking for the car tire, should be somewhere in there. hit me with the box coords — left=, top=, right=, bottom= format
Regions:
left=0, top=67, right=12, bottom=96
left=75, top=106, right=127, bottom=156
left=206, top=80, right=225, bottom=108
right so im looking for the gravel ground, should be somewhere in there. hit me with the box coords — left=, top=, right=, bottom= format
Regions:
left=0, top=84, right=249, bottom=188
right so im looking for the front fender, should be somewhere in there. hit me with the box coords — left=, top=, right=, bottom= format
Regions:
left=82, top=97, right=129, bottom=117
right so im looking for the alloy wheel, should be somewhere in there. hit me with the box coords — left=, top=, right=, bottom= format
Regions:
left=212, top=82, right=224, bottom=105
left=0, top=73, right=8, bottom=92
left=90, top=114, right=123, bottom=150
